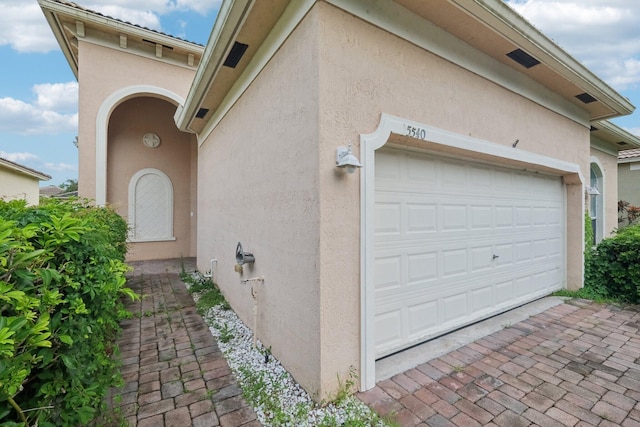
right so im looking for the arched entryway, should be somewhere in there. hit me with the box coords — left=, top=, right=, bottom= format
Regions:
left=106, top=95, right=197, bottom=261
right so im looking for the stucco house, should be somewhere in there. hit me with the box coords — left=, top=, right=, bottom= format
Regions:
left=590, top=122, right=640, bottom=239
left=0, top=157, right=51, bottom=205
left=40, top=0, right=636, bottom=398
left=618, top=142, right=640, bottom=215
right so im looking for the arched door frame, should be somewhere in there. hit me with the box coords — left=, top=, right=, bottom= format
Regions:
left=589, top=157, right=605, bottom=244
left=95, top=85, right=184, bottom=206
left=128, top=168, right=175, bottom=242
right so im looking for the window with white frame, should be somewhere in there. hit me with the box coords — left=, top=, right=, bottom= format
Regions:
left=590, top=162, right=603, bottom=245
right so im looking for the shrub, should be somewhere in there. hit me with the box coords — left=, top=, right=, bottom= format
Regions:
left=0, top=198, right=136, bottom=426
left=585, top=222, right=640, bottom=303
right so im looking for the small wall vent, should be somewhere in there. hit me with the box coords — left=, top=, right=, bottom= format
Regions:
left=223, top=42, right=249, bottom=68
left=196, top=108, right=209, bottom=119
left=142, top=39, right=174, bottom=50
left=576, top=93, right=597, bottom=104
left=506, top=48, right=540, bottom=69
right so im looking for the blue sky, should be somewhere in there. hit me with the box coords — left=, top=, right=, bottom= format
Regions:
left=0, top=0, right=219, bottom=186
left=0, top=0, right=638, bottom=187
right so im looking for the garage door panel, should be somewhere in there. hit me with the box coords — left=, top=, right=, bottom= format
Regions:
left=442, top=292, right=468, bottom=323
left=374, top=255, right=402, bottom=291
left=407, top=156, right=438, bottom=183
left=442, top=248, right=468, bottom=277
left=375, top=310, right=403, bottom=350
left=407, top=301, right=438, bottom=337
left=375, top=147, right=566, bottom=357
left=407, top=203, right=437, bottom=233
left=408, top=252, right=438, bottom=283
left=375, top=261, right=561, bottom=305
left=471, top=286, right=493, bottom=312
left=470, top=205, right=493, bottom=229
left=375, top=202, right=401, bottom=235
left=375, top=265, right=563, bottom=353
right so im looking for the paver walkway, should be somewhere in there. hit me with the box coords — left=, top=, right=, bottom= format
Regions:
left=105, top=258, right=259, bottom=427
left=358, top=299, right=640, bottom=427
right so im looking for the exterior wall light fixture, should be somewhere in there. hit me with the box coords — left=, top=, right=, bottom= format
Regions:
left=586, top=185, right=600, bottom=196
left=336, top=144, right=362, bottom=173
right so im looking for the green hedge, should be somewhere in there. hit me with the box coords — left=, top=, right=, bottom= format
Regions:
left=585, top=223, right=640, bottom=303
left=0, top=198, right=136, bottom=426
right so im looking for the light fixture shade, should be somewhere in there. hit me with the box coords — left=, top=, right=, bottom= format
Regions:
left=336, top=145, right=362, bottom=173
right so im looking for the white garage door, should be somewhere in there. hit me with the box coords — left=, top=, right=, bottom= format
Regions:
left=375, top=147, right=565, bottom=357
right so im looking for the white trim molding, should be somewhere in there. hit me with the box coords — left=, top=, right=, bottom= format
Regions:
left=95, top=85, right=184, bottom=206
left=359, top=113, right=584, bottom=391
left=589, top=156, right=605, bottom=243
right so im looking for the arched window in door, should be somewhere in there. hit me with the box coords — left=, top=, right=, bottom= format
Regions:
left=128, top=168, right=175, bottom=242
left=589, top=159, right=604, bottom=245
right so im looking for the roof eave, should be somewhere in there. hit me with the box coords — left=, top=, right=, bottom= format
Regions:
left=39, top=0, right=204, bottom=81
left=174, top=0, right=255, bottom=133
left=0, top=159, right=52, bottom=181
left=453, top=0, right=636, bottom=119
left=594, top=120, right=640, bottom=152
left=39, top=0, right=79, bottom=78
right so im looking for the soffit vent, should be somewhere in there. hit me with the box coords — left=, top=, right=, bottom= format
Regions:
left=196, top=108, right=209, bottom=119
left=576, top=93, right=598, bottom=104
left=142, top=39, right=174, bottom=50
left=223, top=42, right=249, bottom=68
left=506, top=48, right=540, bottom=69
left=618, top=141, right=628, bottom=146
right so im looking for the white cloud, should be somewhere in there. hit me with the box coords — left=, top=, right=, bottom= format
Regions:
left=0, top=0, right=221, bottom=53
left=505, top=0, right=640, bottom=90
left=0, top=1, right=59, bottom=53
left=86, top=5, right=162, bottom=31
left=84, top=0, right=222, bottom=16
left=0, top=95, right=77, bottom=135
left=43, top=162, right=77, bottom=172
left=33, top=82, right=79, bottom=114
left=0, top=151, right=38, bottom=163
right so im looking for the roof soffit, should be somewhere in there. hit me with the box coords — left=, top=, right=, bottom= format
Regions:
left=175, top=0, right=291, bottom=135
left=395, top=0, right=634, bottom=121
left=590, top=120, right=640, bottom=153
left=179, top=0, right=635, bottom=136
left=38, top=0, right=204, bottom=78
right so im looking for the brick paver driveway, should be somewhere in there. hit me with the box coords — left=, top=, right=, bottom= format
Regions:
left=105, top=259, right=259, bottom=427
left=358, top=300, right=640, bottom=427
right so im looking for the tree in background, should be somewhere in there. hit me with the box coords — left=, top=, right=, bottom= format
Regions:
left=58, top=179, right=78, bottom=193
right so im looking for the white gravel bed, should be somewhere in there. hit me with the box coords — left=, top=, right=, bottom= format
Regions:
left=200, top=303, right=386, bottom=426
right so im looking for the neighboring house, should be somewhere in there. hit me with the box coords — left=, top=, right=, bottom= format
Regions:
left=618, top=140, right=640, bottom=217
left=0, top=157, right=51, bottom=205
left=40, top=185, right=64, bottom=198
left=40, top=0, right=636, bottom=398
left=591, top=123, right=640, bottom=237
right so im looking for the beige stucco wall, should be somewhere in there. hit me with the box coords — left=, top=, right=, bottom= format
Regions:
left=196, top=8, right=323, bottom=398
left=313, top=2, right=589, bottom=393
left=197, top=2, right=591, bottom=399
left=0, top=168, right=41, bottom=205
left=76, top=40, right=198, bottom=260
left=107, top=97, right=197, bottom=260
left=590, top=148, right=619, bottom=239
left=77, top=40, right=196, bottom=200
